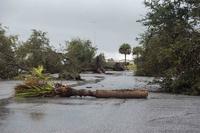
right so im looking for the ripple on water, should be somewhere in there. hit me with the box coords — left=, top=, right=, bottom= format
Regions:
left=0, top=72, right=200, bottom=133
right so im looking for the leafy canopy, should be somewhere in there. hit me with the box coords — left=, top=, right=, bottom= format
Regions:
left=0, top=24, right=18, bottom=79
left=119, top=43, right=131, bottom=55
left=134, top=0, right=200, bottom=95
left=66, top=38, right=97, bottom=71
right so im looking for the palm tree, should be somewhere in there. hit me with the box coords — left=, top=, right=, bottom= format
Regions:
left=119, top=43, right=131, bottom=65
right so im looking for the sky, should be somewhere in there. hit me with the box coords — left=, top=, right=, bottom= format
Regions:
left=0, top=0, right=147, bottom=60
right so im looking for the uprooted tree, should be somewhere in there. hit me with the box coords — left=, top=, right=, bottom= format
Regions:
left=15, top=66, right=148, bottom=98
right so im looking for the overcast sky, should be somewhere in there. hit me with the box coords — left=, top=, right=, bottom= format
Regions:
left=0, top=0, right=146, bottom=60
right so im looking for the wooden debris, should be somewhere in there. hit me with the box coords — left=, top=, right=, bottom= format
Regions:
left=53, top=83, right=148, bottom=98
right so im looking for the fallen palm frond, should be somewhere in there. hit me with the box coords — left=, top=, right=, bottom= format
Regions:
left=15, top=66, right=54, bottom=97
left=15, top=84, right=54, bottom=97
left=15, top=66, right=148, bottom=98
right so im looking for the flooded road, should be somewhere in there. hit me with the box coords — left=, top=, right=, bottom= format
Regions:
left=0, top=71, right=200, bottom=133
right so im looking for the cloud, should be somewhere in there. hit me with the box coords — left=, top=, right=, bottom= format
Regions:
left=0, top=0, right=146, bottom=60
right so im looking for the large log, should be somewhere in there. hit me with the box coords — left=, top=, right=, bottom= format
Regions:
left=94, top=89, right=148, bottom=98
left=15, top=66, right=148, bottom=99
left=54, top=84, right=148, bottom=98
left=15, top=83, right=148, bottom=98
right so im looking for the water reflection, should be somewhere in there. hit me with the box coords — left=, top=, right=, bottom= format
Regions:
left=30, top=112, right=45, bottom=121
left=0, top=99, right=10, bottom=126
left=0, top=72, right=199, bottom=133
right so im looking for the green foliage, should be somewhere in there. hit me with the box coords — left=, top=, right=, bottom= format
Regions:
left=31, top=66, right=47, bottom=80
left=16, top=30, right=49, bottom=68
left=59, top=70, right=81, bottom=80
left=135, top=0, right=200, bottom=95
left=0, top=24, right=18, bottom=79
left=119, top=43, right=131, bottom=55
left=94, top=53, right=106, bottom=68
left=16, top=30, right=63, bottom=73
left=119, top=43, right=131, bottom=64
left=15, top=66, right=54, bottom=97
left=65, top=38, right=97, bottom=72
left=0, top=26, right=99, bottom=80
left=44, top=48, right=63, bottom=73
left=132, top=46, right=143, bottom=59
left=0, top=27, right=63, bottom=78
left=127, top=63, right=136, bottom=71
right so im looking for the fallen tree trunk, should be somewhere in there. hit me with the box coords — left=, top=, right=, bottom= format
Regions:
left=94, top=89, right=148, bottom=98
left=54, top=83, right=148, bottom=98
left=15, top=83, right=148, bottom=99
left=15, top=66, right=148, bottom=99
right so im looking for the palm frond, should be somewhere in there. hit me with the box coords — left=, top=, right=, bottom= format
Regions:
left=15, top=66, right=54, bottom=97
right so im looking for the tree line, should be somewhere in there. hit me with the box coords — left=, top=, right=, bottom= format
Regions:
left=0, top=26, right=106, bottom=80
left=133, top=0, right=200, bottom=95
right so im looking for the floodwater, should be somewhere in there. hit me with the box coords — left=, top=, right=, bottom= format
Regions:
left=0, top=71, right=200, bottom=133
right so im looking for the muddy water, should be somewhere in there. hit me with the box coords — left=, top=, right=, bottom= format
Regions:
left=0, top=72, right=200, bottom=133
